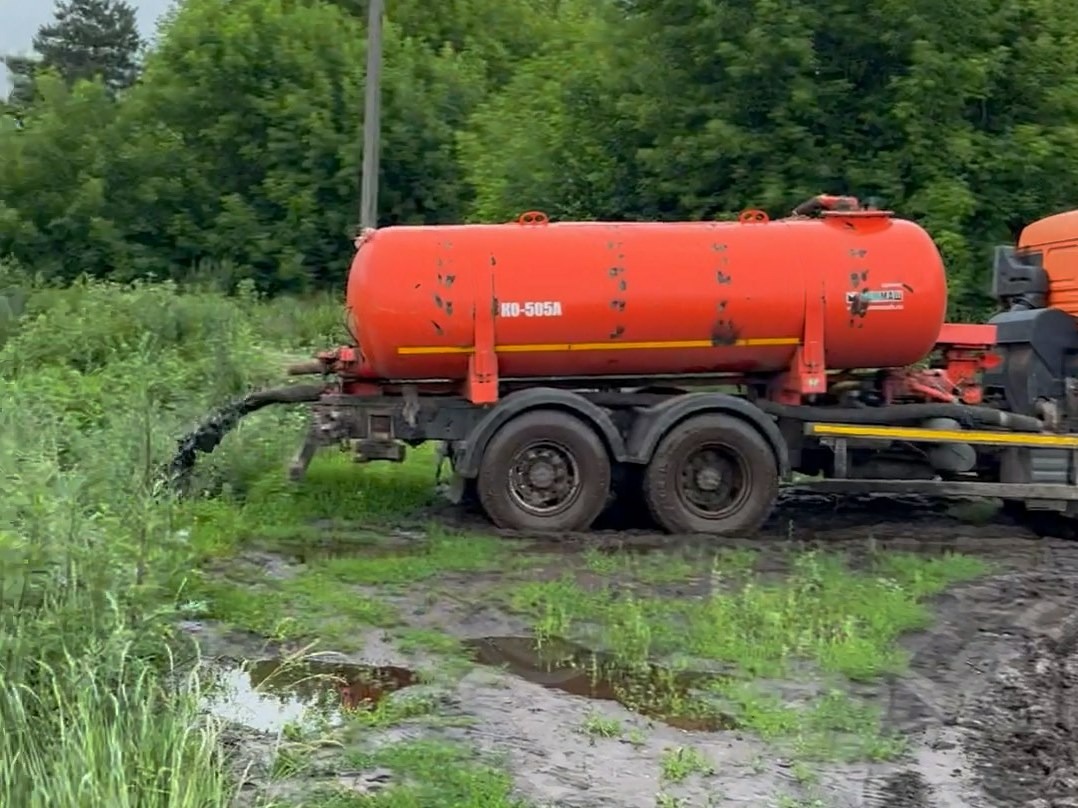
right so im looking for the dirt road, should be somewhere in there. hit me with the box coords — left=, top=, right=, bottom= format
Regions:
left=194, top=492, right=1078, bottom=808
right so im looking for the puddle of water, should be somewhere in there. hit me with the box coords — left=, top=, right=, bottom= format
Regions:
left=292, top=542, right=412, bottom=563
left=463, top=636, right=736, bottom=732
left=519, top=536, right=670, bottom=558
left=203, top=658, right=417, bottom=734
left=287, top=528, right=430, bottom=562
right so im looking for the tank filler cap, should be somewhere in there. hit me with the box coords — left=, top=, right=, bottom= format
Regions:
left=517, top=211, right=550, bottom=225
left=738, top=209, right=770, bottom=224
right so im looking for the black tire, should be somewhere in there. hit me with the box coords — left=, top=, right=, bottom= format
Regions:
left=643, top=413, right=779, bottom=535
left=1002, top=499, right=1078, bottom=539
left=476, top=409, right=612, bottom=532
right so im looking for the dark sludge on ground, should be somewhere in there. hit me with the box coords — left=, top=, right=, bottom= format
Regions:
left=463, top=635, right=737, bottom=732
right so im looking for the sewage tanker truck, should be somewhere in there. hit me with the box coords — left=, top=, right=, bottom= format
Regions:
left=174, top=195, right=1078, bottom=535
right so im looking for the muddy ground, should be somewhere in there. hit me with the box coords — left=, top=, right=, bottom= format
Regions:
left=189, top=492, right=1078, bottom=808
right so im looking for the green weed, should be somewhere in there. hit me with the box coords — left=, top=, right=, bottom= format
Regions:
left=581, top=711, right=622, bottom=738
left=508, top=549, right=986, bottom=680
left=707, top=681, right=904, bottom=762
left=337, top=740, right=530, bottom=807
left=342, top=689, right=445, bottom=731
left=184, top=448, right=439, bottom=558
left=311, top=528, right=505, bottom=588
left=502, top=546, right=987, bottom=760
left=393, top=627, right=467, bottom=656
left=660, top=746, right=715, bottom=783
left=198, top=572, right=396, bottom=644
left=198, top=527, right=509, bottom=648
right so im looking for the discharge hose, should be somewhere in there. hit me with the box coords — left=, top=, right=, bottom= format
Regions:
left=163, top=383, right=326, bottom=490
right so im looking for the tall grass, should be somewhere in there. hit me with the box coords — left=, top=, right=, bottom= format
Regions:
left=0, top=261, right=345, bottom=806
left=0, top=633, right=231, bottom=807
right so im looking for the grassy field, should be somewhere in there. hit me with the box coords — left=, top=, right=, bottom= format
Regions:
left=0, top=266, right=993, bottom=807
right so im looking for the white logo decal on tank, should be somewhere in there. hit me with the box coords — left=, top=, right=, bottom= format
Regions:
left=499, top=301, right=564, bottom=318
left=845, top=282, right=906, bottom=311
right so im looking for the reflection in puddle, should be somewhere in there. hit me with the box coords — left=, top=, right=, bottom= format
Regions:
left=463, top=636, right=736, bottom=732
left=203, top=658, right=417, bottom=734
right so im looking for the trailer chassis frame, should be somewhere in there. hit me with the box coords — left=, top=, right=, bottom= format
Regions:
left=805, top=422, right=1078, bottom=510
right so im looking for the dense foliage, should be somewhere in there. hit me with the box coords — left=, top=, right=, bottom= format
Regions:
left=0, top=261, right=345, bottom=805
left=3, top=0, right=1078, bottom=314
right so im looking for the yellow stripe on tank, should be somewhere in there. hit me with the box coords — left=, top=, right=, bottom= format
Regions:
left=397, top=337, right=800, bottom=355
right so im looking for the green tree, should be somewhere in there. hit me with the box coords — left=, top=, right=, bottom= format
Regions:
left=460, top=1, right=642, bottom=221
left=100, top=0, right=487, bottom=291
left=2, top=54, right=41, bottom=108
left=4, top=0, right=143, bottom=106
left=336, top=0, right=566, bottom=87
left=0, top=73, right=125, bottom=282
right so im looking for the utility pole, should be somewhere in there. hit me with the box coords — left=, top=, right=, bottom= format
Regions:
left=359, top=0, right=384, bottom=233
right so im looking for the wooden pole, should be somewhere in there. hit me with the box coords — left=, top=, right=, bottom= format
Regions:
left=359, top=0, right=384, bottom=232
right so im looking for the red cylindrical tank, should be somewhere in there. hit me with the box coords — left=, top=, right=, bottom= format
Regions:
left=345, top=211, right=948, bottom=381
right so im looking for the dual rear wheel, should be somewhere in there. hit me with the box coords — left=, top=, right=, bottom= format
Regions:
left=475, top=409, right=779, bottom=535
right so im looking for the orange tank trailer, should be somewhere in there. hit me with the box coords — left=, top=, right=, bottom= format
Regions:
left=344, top=209, right=948, bottom=391
left=237, top=197, right=1078, bottom=538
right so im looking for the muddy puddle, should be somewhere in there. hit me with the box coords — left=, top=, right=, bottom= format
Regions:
left=463, top=635, right=735, bottom=732
left=277, top=526, right=429, bottom=563
left=203, top=657, right=417, bottom=733
left=202, top=636, right=734, bottom=737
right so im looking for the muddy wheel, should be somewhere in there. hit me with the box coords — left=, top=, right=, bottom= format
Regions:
left=1003, top=499, right=1078, bottom=539
left=643, top=413, right=778, bottom=535
left=476, top=409, right=611, bottom=532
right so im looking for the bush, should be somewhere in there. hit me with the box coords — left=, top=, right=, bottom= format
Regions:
left=0, top=271, right=343, bottom=805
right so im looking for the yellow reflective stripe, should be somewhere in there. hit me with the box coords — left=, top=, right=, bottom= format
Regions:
left=809, top=423, right=1078, bottom=448
left=397, top=337, right=799, bottom=356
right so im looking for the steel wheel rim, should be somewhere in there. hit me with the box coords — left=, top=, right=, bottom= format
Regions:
left=507, top=439, right=583, bottom=517
left=675, top=442, right=751, bottom=520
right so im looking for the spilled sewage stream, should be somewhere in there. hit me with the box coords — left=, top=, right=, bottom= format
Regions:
left=204, top=637, right=734, bottom=734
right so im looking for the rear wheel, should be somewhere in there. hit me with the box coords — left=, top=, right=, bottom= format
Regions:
left=1003, top=499, right=1078, bottom=539
left=476, top=409, right=612, bottom=532
left=643, top=413, right=779, bottom=535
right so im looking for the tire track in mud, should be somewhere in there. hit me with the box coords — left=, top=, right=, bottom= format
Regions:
left=963, top=611, right=1078, bottom=807
left=761, top=494, right=1077, bottom=808
left=847, top=520, right=1078, bottom=808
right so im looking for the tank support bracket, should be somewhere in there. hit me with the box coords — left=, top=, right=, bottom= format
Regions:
left=465, top=276, right=499, bottom=404
left=770, top=280, right=827, bottom=403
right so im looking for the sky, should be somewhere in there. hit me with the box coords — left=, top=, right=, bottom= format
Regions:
left=0, top=0, right=174, bottom=91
